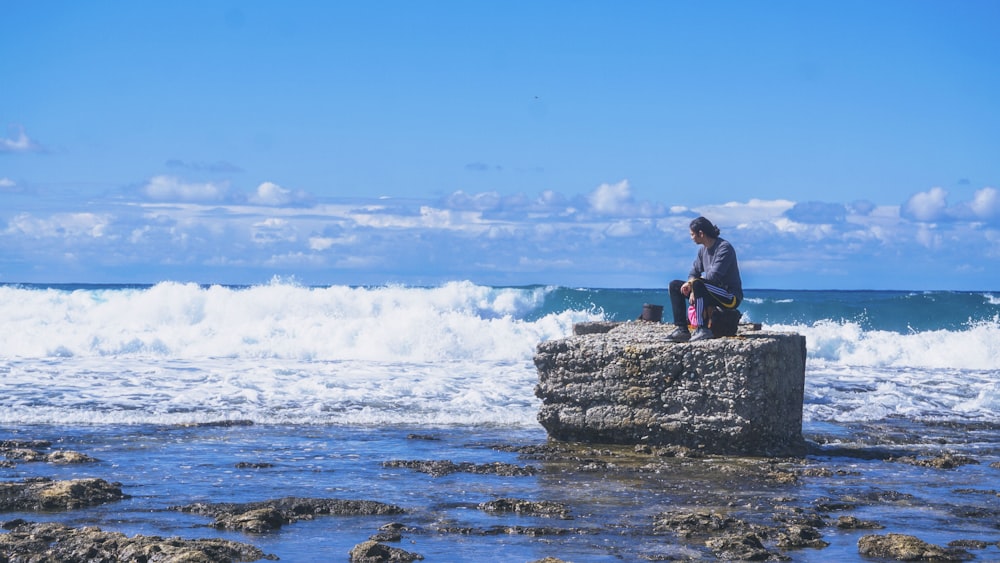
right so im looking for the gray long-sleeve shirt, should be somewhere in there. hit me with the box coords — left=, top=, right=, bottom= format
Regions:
left=688, top=237, right=743, bottom=301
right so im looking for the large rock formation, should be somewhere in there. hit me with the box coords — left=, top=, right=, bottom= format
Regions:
left=534, top=321, right=807, bottom=457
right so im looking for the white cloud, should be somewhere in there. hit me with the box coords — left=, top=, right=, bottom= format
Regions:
left=915, top=224, right=942, bottom=248
left=0, top=177, right=16, bottom=189
left=5, top=212, right=110, bottom=238
left=588, top=180, right=632, bottom=215
left=251, top=217, right=297, bottom=244
left=4, top=185, right=1000, bottom=289
left=307, top=234, right=357, bottom=250
left=248, top=181, right=313, bottom=206
left=309, top=237, right=335, bottom=251
left=902, top=187, right=949, bottom=222
left=444, top=190, right=502, bottom=211
left=142, top=175, right=228, bottom=202
left=0, top=126, right=41, bottom=153
left=694, top=199, right=796, bottom=227
left=251, top=182, right=294, bottom=205
left=605, top=219, right=651, bottom=237
left=970, top=187, right=1000, bottom=220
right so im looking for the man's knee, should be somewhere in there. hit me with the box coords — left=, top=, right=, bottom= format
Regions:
left=688, top=278, right=707, bottom=297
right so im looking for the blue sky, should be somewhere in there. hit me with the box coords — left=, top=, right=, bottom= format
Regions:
left=2, top=1, right=999, bottom=290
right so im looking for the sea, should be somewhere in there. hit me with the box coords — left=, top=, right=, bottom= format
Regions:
left=2, top=281, right=999, bottom=561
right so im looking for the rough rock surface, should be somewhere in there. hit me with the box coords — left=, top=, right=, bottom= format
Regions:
left=348, top=539, right=424, bottom=562
left=174, top=497, right=405, bottom=532
left=857, top=533, right=973, bottom=561
left=535, top=321, right=807, bottom=456
left=382, top=460, right=536, bottom=477
left=0, top=520, right=273, bottom=562
left=478, top=498, right=570, bottom=518
left=0, top=477, right=127, bottom=511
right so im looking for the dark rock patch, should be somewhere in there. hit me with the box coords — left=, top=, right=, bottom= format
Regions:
left=857, top=533, right=973, bottom=561
left=1, top=448, right=98, bottom=464
left=892, top=453, right=980, bottom=469
left=653, top=510, right=759, bottom=539
left=382, top=460, right=536, bottom=477
left=835, top=515, right=884, bottom=529
left=235, top=461, right=274, bottom=469
left=948, top=539, right=992, bottom=549
left=369, top=522, right=409, bottom=542
left=435, top=525, right=584, bottom=537
left=0, top=520, right=274, bottom=562
left=705, top=532, right=784, bottom=561
left=0, top=440, right=52, bottom=449
left=349, top=539, right=424, bottom=562
left=174, top=497, right=405, bottom=532
left=478, top=498, right=570, bottom=518
left=0, top=478, right=127, bottom=511
left=775, top=524, right=828, bottom=549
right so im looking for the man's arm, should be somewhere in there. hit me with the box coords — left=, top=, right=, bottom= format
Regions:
left=702, top=241, right=734, bottom=285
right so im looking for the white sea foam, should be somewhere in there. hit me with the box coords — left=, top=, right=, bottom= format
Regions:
left=0, top=356, right=543, bottom=426
left=0, top=281, right=600, bottom=426
left=2, top=282, right=998, bottom=426
left=0, top=281, right=585, bottom=362
left=770, top=319, right=1000, bottom=371
left=802, top=363, right=1000, bottom=423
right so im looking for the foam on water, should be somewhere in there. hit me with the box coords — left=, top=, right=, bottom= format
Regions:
left=770, top=318, right=1000, bottom=371
left=0, top=281, right=585, bottom=361
left=765, top=318, right=1000, bottom=423
left=0, top=281, right=600, bottom=426
left=2, top=282, right=999, bottom=426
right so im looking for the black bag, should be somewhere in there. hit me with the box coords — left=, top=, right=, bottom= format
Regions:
left=709, top=308, right=742, bottom=337
left=639, top=303, right=663, bottom=322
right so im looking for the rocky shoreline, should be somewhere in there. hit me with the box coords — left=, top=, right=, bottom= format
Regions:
left=3, top=436, right=999, bottom=562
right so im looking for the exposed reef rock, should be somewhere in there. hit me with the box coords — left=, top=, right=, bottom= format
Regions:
left=0, top=520, right=273, bottom=562
left=0, top=478, right=127, bottom=511
left=173, top=497, right=405, bottom=532
left=857, top=533, right=973, bottom=561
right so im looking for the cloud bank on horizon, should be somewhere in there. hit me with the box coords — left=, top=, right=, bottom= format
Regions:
left=2, top=2, right=998, bottom=290
left=2, top=158, right=998, bottom=289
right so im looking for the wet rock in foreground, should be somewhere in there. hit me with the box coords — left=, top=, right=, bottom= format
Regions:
left=1, top=439, right=99, bottom=466
left=0, top=520, right=274, bottom=562
left=478, top=498, right=571, bottom=518
left=2, top=448, right=98, bottom=464
left=0, top=478, right=127, bottom=511
left=892, top=452, right=980, bottom=469
left=857, top=533, right=974, bottom=561
left=349, top=539, right=424, bottom=562
left=175, top=497, right=405, bottom=533
left=382, top=459, right=536, bottom=477
left=836, top=515, right=884, bottom=529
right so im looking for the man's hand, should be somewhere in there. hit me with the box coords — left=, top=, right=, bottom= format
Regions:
left=680, top=281, right=691, bottom=297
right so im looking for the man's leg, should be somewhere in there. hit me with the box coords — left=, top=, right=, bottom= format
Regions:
left=689, top=279, right=737, bottom=341
left=668, top=280, right=689, bottom=326
left=666, top=280, right=691, bottom=342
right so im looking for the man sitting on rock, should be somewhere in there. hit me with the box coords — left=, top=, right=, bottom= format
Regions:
left=667, top=216, right=743, bottom=342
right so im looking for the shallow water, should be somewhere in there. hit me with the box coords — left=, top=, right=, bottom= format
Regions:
left=3, top=421, right=998, bottom=562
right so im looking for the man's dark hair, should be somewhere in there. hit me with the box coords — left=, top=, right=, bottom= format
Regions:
left=690, top=216, right=720, bottom=238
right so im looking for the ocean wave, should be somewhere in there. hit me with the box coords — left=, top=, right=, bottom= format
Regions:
left=3, top=281, right=1000, bottom=427
left=769, top=318, right=1000, bottom=371
left=0, top=281, right=598, bottom=362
